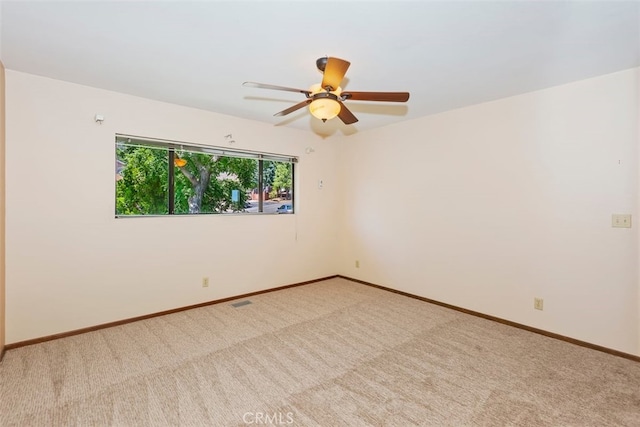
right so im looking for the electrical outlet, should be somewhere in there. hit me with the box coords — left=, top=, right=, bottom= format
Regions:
left=534, top=298, right=544, bottom=311
left=612, top=214, right=632, bottom=228
left=202, top=277, right=209, bottom=288
left=355, top=260, right=360, bottom=268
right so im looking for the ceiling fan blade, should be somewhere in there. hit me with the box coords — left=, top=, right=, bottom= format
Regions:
left=342, top=91, right=410, bottom=102
left=243, top=82, right=311, bottom=96
left=321, top=57, right=350, bottom=91
left=274, top=99, right=312, bottom=117
left=337, top=102, right=358, bottom=125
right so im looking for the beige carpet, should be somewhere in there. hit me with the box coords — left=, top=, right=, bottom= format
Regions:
left=1, top=277, right=639, bottom=426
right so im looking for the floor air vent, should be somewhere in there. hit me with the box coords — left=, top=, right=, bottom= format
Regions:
left=231, top=300, right=252, bottom=308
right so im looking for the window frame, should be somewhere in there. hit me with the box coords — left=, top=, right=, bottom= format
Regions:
left=115, top=134, right=297, bottom=217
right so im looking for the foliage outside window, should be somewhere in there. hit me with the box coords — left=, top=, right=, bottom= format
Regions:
left=116, top=135, right=296, bottom=216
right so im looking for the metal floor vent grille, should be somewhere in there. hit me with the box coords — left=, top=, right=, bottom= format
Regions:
left=231, top=300, right=252, bottom=308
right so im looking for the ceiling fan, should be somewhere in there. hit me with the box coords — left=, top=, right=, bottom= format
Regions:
left=242, top=57, right=410, bottom=125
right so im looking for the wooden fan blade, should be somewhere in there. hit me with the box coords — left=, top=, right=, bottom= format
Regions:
left=337, top=102, right=358, bottom=125
left=321, top=57, right=350, bottom=91
left=243, top=82, right=311, bottom=96
left=274, top=99, right=312, bottom=117
left=342, top=91, right=410, bottom=102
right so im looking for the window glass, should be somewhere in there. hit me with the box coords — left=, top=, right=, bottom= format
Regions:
left=116, top=144, right=169, bottom=215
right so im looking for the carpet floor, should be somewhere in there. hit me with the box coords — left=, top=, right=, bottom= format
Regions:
left=1, top=277, right=639, bottom=426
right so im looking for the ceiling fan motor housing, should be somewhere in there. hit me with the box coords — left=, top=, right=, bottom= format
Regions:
left=312, top=91, right=339, bottom=102
left=316, top=57, right=328, bottom=73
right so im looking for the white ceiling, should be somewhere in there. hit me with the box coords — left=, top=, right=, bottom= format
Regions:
left=1, top=1, right=639, bottom=137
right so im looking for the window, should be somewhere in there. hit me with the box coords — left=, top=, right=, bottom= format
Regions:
left=115, top=135, right=296, bottom=216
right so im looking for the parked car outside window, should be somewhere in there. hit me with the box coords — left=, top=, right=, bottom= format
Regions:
left=276, top=204, right=293, bottom=214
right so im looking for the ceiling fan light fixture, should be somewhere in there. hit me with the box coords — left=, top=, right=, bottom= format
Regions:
left=308, top=87, right=342, bottom=122
left=309, top=98, right=341, bottom=122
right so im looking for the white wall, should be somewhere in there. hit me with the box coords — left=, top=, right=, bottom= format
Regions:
left=0, top=61, right=5, bottom=353
left=5, top=71, right=340, bottom=343
left=637, top=67, right=640, bottom=355
left=0, top=1, right=3, bottom=61
left=339, top=68, right=639, bottom=356
left=5, top=67, right=639, bottom=356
